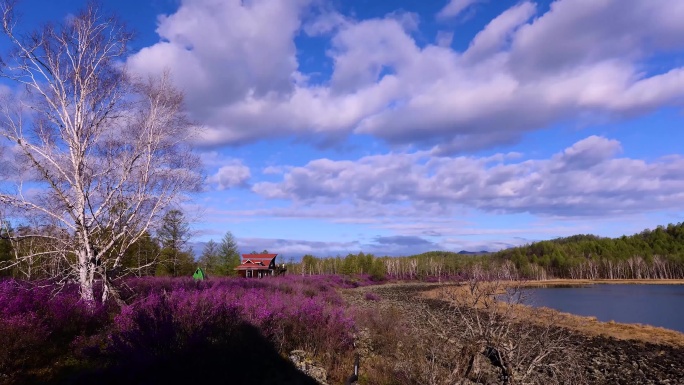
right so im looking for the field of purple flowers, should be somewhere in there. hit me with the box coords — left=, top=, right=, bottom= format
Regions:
left=0, top=275, right=376, bottom=385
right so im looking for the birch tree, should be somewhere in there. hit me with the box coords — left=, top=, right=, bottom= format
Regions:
left=0, top=2, right=202, bottom=303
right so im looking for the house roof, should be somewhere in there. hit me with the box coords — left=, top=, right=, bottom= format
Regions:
left=241, top=253, right=277, bottom=263
left=235, top=253, right=278, bottom=270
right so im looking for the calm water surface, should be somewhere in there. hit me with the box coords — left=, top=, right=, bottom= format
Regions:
left=522, top=284, right=684, bottom=333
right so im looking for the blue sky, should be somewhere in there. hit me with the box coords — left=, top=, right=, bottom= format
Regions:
left=7, top=0, right=684, bottom=258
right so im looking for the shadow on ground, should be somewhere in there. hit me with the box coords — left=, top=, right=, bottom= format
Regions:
left=31, top=323, right=319, bottom=385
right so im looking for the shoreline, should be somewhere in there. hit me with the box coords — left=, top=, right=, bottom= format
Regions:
left=517, top=278, right=684, bottom=286
left=419, top=281, right=684, bottom=348
left=520, top=304, right=684, bottom=347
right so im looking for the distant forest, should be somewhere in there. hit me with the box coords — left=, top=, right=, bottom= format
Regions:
left=490, top=222, right=684, bottom=279
left=291, top=222, right=684, bottom=280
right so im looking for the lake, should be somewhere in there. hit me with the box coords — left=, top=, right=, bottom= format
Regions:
left=521, top=284, right=684, bottom=333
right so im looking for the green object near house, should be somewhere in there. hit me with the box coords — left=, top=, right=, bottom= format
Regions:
left=193, top=267, right=206, bottom=280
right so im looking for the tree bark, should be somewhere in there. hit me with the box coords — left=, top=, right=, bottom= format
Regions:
left=78, top=251, right=95, bottom=303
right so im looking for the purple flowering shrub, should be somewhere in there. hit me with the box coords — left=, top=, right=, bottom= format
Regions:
left=106, top=275, right=356, bottom=364
left=105, top=290, right=233, bottom=363
left=0, top=280, right=110, bottom=374
left=0, top=313, right=50, bottom=372
left=0, top=274, right=370, bottom=382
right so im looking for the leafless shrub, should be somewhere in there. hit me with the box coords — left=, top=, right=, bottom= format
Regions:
left=436, top=278, right=587, bottom=385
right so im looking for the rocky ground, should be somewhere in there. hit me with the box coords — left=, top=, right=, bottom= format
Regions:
left=342, top=283, right=684, bottom=385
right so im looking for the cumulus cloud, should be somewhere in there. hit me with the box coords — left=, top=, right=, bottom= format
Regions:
left=207, top=160, right=251, bottom=190
left=129, top=0, right=684, bottom=152
left=461, top=2, right=536, bottom=63
left=253, top=136, right=684, bottom=217
left=510, top=0, right=684, bottom=77
left=128, top=0, right=310, bottom=136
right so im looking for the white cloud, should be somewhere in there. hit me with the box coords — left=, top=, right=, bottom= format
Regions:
left=207, top=160, right=251, bottom=190
left=437, top=0, right=482, bottom=20
left=462, top=2, right=536, bottom=63
left=510, top=0, right=684, bottom=77
left=128, top=0, right=684, bottom=152
left=303, top=10, right=349, bottom=36
left=128, top=0, right=310, bottom=118
left=253, top=136, right=684, bottom=217
left=328, top=18, right=419, bottom=93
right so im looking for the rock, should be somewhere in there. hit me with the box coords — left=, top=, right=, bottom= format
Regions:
left=289, top=350, right=328, bottom=385
left=354, top=327, right=373, bottom=357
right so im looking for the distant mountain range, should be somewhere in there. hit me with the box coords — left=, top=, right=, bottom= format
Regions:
left=457, top=250, right=490, bottom=255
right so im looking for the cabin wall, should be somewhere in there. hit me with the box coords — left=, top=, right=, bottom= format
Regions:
left=237, top=269, right=276, bottom=278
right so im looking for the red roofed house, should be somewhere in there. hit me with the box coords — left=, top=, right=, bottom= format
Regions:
left=235, top=253, right=286, bottom=278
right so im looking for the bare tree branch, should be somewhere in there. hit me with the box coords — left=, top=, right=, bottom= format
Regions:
left=0, top=1, right=202, bottom=303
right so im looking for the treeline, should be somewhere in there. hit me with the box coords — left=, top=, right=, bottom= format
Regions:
left=491, top=222, right=684, bottom=279
left=288, top=223, right=684, bottom=281
left=7, top=215, right=684, bottom=282
left=0, top=210, right=242, bottom=280
left=289, top=251, right=488, bottom=281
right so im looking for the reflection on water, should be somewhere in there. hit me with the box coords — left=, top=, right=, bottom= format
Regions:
left=521, top=284, right=684, bottom=333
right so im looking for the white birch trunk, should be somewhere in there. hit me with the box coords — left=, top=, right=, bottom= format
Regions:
left=0, top=3, right=202, bottom=303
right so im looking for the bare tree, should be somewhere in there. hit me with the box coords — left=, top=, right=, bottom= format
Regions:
left=0, top=2, right=202, bottom=303
left=435, top=278, right=585, bottom=385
